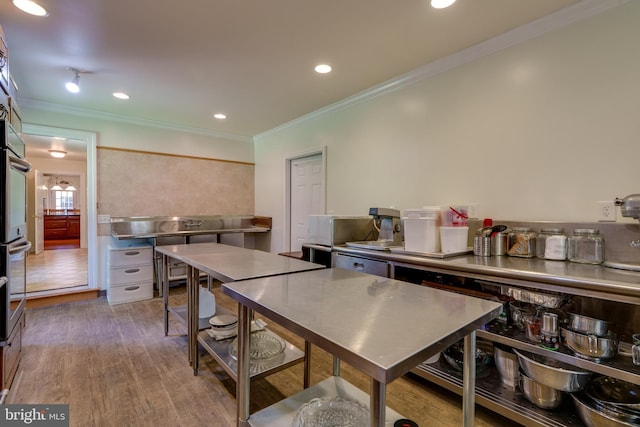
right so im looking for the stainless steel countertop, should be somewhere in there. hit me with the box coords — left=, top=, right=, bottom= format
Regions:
left=222, top=268, right=502, bottom=384
left=333, top=245, right=640, bottom=301
left=112, top=226, right=270, bottom=239
left=155, top=242, right=325, bottom=282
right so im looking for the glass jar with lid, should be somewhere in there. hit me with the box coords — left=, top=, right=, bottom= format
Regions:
left=507, top=227, right=536, bottom=258
left=568, top=229, right=604, bottom=264
left=536, top=228, right=567, bottom=260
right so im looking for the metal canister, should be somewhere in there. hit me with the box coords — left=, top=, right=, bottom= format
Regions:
left=540, top=312, right=560, bottom=350
left=474, top=235, right=491, bottom=257
left=491, top=232, right=508, bottom=256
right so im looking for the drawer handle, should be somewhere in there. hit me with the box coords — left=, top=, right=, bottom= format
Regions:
left=124, top=268, right=140, bottom=274
left=124, top=286, right=140, bottom=291
left=124, top=251, right=140, bottom=256
left=353, top=262, right=365, bottom=271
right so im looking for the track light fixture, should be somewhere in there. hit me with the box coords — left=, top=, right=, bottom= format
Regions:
left=65, top=68, right=81, bottom=93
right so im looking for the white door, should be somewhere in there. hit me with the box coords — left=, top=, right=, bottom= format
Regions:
left=290, top=154, right=323, bottom=252
left=34, top=169, right=46, bottom=254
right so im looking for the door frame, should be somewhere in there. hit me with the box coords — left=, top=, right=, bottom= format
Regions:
left=284, top=147, right=326, bottom=252
left=23, top=123, right=98, bottom=290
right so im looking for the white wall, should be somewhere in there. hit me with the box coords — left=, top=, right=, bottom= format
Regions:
left=20, top=107, right=254, bottom=163
left=254, top=1, right=640, bottom=253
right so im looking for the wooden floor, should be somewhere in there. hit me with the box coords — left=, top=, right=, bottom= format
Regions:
left=26, top=247, right=88, bottom=293
left=8, top=286, right=521, bottom=427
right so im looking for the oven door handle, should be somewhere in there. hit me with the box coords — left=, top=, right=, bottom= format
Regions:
left=9, top=240, right=32, bottom=255
left=9, top=154, right=32, bottom=174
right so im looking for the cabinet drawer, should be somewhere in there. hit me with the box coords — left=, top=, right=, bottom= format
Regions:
left=334, top=253, right=389, bottom=277
left=109, top=264, right=153, bottom=286
left=107, top=281, right=153, bottom=305
left=2, top=311, right=23, bottom=389
left=110, top=247, right=152, bottom=267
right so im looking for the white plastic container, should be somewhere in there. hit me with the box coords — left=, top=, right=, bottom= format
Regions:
left=402, top=207, right=441, bottom=253
left=440, top=226, right=469, bottom=254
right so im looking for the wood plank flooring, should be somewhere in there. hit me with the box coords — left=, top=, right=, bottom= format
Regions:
left=8, top=286, right=521, bottom=427
left=26, top=247, right=88, bottom=293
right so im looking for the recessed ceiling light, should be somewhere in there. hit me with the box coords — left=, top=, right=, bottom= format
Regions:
left=48, top=150, right=67, bottom=158
left=113, top=92, right=130, bottom=100
left=431, top=0, right=456, bottom=9
left=213, top=113, right=226, bottom=120
left=314, top=64, right=332, bottom=74
left=12, top=0, right=48, bottom=16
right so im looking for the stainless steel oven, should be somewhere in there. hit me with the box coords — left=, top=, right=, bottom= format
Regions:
left=0, top=119, right=30, bottom=342
left=0, top=237, right=29, bottom=342
left=1, top=120, right=31, bottom=243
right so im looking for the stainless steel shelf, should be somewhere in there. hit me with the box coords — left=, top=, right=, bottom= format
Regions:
left=167, top=303, right=218, bottom=331
left=246, top=376, right=405, bottom=426
left=196, top=329, right=304, bottom=382
left=411, top=359, right=584, bottom=427
left=478, top=321, right=640, bottom=384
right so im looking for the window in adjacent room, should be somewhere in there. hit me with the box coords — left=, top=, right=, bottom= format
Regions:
left=54, top=190, right=74, bottom=210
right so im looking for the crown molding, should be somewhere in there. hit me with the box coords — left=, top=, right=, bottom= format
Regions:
left=18, top=98, right=254, bottom=143
left=255, top=0, right=626, bottom=140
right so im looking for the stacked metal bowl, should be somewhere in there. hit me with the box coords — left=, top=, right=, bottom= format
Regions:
left=572, top=377, right=640, bottom=427
left=513, top=349, right=592, bottom=410
left=442, top=339, right=494, bottom=376
left=561, top=313, right=618, bottom=361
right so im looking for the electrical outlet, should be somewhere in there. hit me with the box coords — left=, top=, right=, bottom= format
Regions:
left=97, top=214, right=111, bottom=224
left=597, top=201, right=616, bottom=222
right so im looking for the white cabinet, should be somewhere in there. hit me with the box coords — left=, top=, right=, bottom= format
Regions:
left=108, top=240, right=153, bottom=305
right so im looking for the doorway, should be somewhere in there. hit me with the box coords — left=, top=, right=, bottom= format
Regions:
left=23, top=124, right=97, bottom=294
left=286, top=148, right=326, bottom=252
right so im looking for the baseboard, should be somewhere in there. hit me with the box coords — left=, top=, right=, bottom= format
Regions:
left=26, top=288, right=100, bottom=308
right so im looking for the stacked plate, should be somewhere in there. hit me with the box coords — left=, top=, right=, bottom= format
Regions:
left=228, top=330, right=286, bottom=361
left=209, top=314, right=238, bottom=334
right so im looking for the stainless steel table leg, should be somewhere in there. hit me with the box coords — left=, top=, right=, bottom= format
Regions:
left=237, top=304, right=252, bottom=426
left=162, top=253, right=170, bottom=336
left=192, top=265, right=201, bottom=375
left=370, top=378, right=386, bottom=427
left=463, top=331, right=476, bottom=427
left=187, top=264, right=194, bottom=365
left=304, top=340, right=311, bottom=388
left=332, top=355, right=340, bottom=376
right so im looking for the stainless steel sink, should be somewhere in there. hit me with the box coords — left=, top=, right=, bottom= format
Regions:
left=110, top=215, right=270, bottom=238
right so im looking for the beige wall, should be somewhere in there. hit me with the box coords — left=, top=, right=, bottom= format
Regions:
left=97, top=147, right=254, bottom=218
left=21, top=107, right=256, bottom=226
left=254, top=1, right=640, bottom=253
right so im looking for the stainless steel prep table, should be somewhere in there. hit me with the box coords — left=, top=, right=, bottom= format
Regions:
left=223, top=268, right=503, bottom=427
left=155, top=242, right=325, bottom=377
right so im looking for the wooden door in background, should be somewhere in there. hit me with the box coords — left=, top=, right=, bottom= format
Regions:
left=289, top=154, right=323, bottom=252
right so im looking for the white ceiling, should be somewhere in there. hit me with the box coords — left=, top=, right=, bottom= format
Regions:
left=2, top=0, right=580, bottom=146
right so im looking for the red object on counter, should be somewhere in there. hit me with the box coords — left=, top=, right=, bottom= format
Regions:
left=482, top=218, right=493, bottom=227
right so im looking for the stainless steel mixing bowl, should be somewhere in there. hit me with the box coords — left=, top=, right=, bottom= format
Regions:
left=561, top=328, right=619, bottom=361
left=519, top=369, right=564, bottom=410
left=494, top=344, right=519, bottom=388
left=572, top=392, right=638, bottom=427
left=513, top=348, right=591, bottom=392
left=568, top=312, right=611, bottom=337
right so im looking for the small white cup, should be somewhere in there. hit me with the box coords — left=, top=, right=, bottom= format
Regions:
left=440, top=226, right=469, bottom=254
